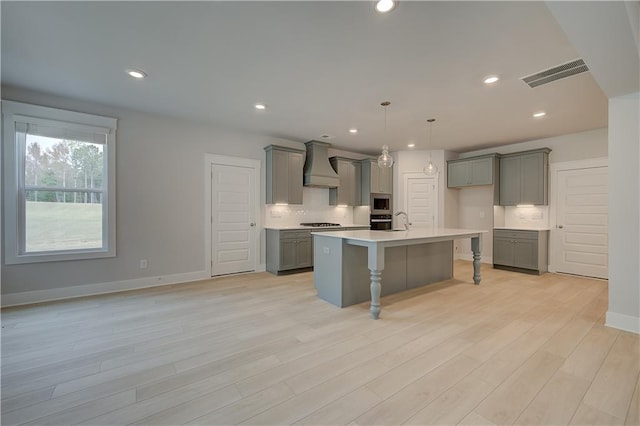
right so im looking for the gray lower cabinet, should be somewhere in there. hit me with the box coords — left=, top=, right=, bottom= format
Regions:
left=493, top=229, right=548, bottom=274
left=329, top=157, right=361, bottom=206
left=267, top=229, right=312, bottom=274
left=266, top=227, right=369, bottom=274
left=499, top=148, right=550, bottom=205
left=447, top=154, right=498, bottom=188
left=265, top=145, right=305, bottom=205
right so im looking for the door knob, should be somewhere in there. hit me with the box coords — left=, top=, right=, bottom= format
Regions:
left=250, top=223, right=256, bottom=227
left=558, top=225, right=564, bottom=229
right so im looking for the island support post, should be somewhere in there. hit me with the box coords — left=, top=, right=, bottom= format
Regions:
left=367, top=235, right=482, bottom=319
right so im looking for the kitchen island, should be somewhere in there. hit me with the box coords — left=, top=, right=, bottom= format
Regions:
left=312, top=228, right=485, bottom=319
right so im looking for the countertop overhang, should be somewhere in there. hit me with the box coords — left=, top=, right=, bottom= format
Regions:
left=493, top=226, right=551, bottom=231
left=265, top=224, right=369, bottom=231
left=311, top=227, right=487, bottom=245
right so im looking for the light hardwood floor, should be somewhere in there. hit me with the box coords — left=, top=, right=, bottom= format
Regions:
left=2, top=261, right=639, bottom=425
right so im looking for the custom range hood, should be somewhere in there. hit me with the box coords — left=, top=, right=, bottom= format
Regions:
left=303, top=140, right=340, bottom=188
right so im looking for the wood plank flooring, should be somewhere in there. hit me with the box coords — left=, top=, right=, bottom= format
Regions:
left=2, top=261, right=638, bottom=425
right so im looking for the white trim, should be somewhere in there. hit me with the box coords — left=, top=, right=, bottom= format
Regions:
left=1, top=270, right=209, bottom=308
left=606, top=311, right=640, bottom=334
left=2, top=100, right=117, bottom=264
left=204, top=153, right=261, bottom=277
left=2, top=100, right=117, bottom=129
left=549, top=157, right=608, bottom=274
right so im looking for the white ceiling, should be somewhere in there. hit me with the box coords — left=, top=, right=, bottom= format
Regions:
left=1, top=1, right=609, bottom=155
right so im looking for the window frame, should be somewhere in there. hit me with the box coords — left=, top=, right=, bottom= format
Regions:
left=2, top=100, right=117, bottom=264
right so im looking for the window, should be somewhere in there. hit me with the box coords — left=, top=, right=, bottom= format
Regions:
left=2, top=101, right=117, bottom=264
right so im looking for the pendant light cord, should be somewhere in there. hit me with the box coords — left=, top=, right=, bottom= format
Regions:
left=427, top=118, right=435, bottom=149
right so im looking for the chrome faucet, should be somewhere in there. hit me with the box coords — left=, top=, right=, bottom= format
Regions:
left=394, top=211, right=411, bottom=230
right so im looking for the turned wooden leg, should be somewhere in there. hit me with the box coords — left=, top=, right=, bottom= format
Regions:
left=471, top=236, right=481, bottom=284
left=370, top=270, right=382, bottom=319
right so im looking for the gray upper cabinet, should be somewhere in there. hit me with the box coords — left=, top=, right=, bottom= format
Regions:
left=499, top=148, right=551, bottom=206
left=329, top=157, right=361, bottom=206
left=361, top=159, right=393, bottom=203
left=265, top=145, right=305, bottom=204
left=447, top=154, right=497, bottom=188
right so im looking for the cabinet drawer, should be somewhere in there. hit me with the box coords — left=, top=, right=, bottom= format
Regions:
left=493, top=229, right=538, bottom=240
left=280, top=230, right=311, bottom=240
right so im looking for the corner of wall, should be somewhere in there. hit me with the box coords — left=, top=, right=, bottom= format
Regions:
left=605, top=311, right=640, bottom=334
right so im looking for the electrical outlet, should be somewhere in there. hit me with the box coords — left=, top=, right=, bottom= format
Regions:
left=139, top=259, right=148, bottom=269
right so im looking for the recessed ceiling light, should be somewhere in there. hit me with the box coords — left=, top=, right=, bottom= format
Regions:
left=254, top=103, right=267, bottom=110
left=349, top=128, right=358, bottom=134
left=407, top=143, right=415, bottom=148
left=483, top=75, right=499, bottom=84
left=533, top=111, right=546, bottom=118
left=375, top=0, right=396, bottom=13
left=127, top=69, right=147, bottom=79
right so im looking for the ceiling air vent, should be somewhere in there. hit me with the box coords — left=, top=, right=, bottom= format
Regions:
left=521, top=58, right=589, bottom=88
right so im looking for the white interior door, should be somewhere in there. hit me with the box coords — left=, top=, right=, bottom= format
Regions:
left=211, top=163, right=257, bottom=276
left=405, top=174, right=437, bottom=228
left=556, top=166, right=608, bottom=279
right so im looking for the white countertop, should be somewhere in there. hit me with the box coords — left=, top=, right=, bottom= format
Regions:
left=311, top=227, right=486, bottom=243
left=265, top=224, right=370, bottom=231
left=494, top=226, right=551, bottom=231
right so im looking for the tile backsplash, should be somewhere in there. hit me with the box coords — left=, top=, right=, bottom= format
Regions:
left=504, top=205, right=549, bottom=228
left=265, top=187, right=361, bottom=227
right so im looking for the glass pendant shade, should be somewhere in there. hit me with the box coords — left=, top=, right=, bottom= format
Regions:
left=423, top=118, right=438, bottom=176
left=423, top=158, right=438, bottom=176
left=378, top=145, right=394, bottom=168
left=377, top=101, right=394, bottom=168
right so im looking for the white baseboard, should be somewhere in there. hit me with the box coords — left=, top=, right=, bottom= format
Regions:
left=606, top=311, right=640, bottom=334
left=1, top=270, right=210, bottom=308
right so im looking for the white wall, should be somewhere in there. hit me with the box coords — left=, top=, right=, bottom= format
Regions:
left=392, top=149, right=448, bottom=229
left=606, top=92, right=640, bottom=333
left=455, top=186, right=494, bottom=262
left=460, top=128, right=608, bottom=162
left=0, top=86, right=306, bottom=298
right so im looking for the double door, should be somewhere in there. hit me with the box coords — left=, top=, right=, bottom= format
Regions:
left=279, top=231, right=313, bottom=270
left=329, top=157, right=361, bottom=206
left=499, top=149, right=550, bottom=205
left=493, top=229, right=548, bottom=274
left=493, top=235, right=538, bottom=270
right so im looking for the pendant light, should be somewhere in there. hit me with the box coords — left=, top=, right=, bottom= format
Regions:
left=377, top=101, right=394, bottom=168
left=423, top=118, right=438, bottom=176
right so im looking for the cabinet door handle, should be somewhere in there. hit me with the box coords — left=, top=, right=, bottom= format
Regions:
left=250, top=222, right=256, bottom=227
left=558, top=225, right=564, bottom=229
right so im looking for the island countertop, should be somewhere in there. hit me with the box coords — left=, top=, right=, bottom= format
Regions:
left=311, top=227, right=487, bottom=243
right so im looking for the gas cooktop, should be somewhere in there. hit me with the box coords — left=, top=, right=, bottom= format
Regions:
left=300, top=222, right=341, bottom=227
